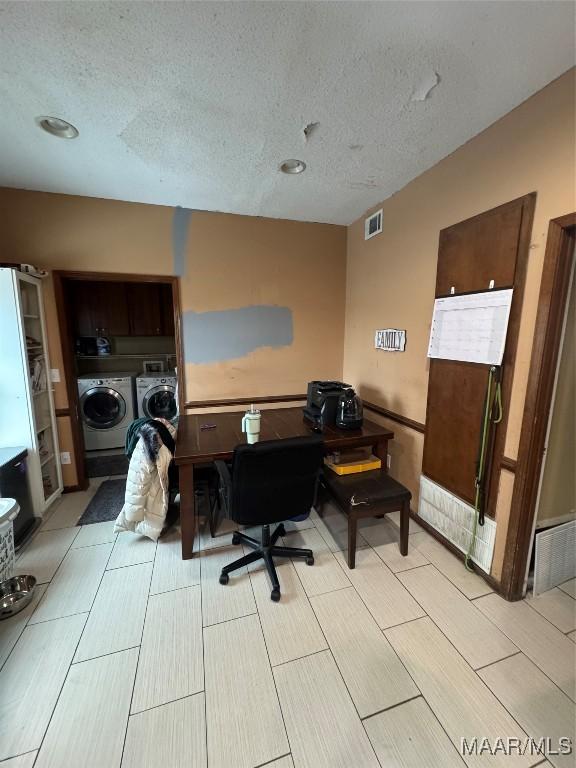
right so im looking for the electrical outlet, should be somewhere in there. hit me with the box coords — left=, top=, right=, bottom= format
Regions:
left=387, top=454, right=391, bottom=470
left=60, top=451, right=71, bottom=465
left=50, top=368, right=61, bottom=383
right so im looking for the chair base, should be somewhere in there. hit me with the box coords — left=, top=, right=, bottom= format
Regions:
left=219, top=523, right=314, bottom=601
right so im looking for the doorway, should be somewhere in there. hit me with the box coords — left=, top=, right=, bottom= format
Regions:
left=502, top=213, right=576, bottom=600
left=527, top=246, right=575, bottom=594
left=53, top=272, right=183, bottom=490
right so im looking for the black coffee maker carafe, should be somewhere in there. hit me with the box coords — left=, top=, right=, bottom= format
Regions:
left=335, top=388, right=363, bottom=430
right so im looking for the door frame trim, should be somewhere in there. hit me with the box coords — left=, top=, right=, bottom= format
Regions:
left=501, top=212, right=576, bottom=600
left=53, top=271, right=184, bottom=491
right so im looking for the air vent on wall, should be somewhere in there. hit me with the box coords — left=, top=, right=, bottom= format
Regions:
left=533, top=519, right=576, bottom=595
left=365, top=209, right=383, bottom=240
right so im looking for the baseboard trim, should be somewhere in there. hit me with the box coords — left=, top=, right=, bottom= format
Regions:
left=62, top=484, right=82, bottom=494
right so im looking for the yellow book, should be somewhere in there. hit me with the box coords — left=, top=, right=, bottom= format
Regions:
left=324, top=453, right=382, bottom=475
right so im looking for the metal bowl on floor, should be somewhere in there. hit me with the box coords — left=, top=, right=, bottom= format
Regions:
left=0, top=575, right=37, bottom=620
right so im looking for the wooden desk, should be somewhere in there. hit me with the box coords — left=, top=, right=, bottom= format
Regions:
left=175, top=407, right=394, bottom=559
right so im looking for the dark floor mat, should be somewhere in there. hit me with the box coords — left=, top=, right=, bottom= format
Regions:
left=86, top=453, right=129, bottom=478
left=77, top=478, right=126, bottom=525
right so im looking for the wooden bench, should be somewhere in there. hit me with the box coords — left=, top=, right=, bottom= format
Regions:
left=318, top=469, right=411, bottom=568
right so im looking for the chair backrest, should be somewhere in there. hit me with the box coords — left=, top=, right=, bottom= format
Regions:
left=228, top=436, right=324, bottom=526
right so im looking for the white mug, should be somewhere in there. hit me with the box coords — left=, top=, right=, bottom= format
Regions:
left=242, top=409, right=261, bottom=444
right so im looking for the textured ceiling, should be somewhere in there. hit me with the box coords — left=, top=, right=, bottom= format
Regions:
left=0, top=1, right=574, bottom=225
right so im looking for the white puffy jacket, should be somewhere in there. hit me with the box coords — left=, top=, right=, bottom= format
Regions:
left=114, top=419, right=176, bottom=541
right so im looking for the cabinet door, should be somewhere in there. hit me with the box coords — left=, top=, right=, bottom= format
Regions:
left=70, top=281, right=98, bottom=336
left=70, top=282, right=129, bottom=336
left=127, top=283, right=163, bottom=336
left=102, top=283, right=130, bottom=335
left=159, top=283, right=175, bottom=336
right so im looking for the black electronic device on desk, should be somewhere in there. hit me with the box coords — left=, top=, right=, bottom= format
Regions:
left=303, top=381, right=364, bottom=430
left=336, top=387, right=364, bottom=430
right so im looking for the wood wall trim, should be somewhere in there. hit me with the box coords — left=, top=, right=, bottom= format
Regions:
left=500, top=456, right=517, bottom=473
left=55, top=408, right=70, bottom=418
left=170, top=279, right=185, bottom=413
left=501, top=213, right=576, bottom=600
left=53, top=271, right=89, bottom=491
left=363, top=401, right=426, bottom=434
left=182, top=395, right=428, bottom=436
left=54, top=270, right=175, bottom=284
left=62, top=484, right=82, bottom=494
left=185, top=394, right=306, bottom=409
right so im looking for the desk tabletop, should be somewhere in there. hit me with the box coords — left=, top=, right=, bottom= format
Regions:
left=175, top=406, right=393, bottom=464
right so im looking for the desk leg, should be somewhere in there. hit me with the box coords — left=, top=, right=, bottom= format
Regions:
left=180, top=464, right=196, bottom=560
left=374, top=439, right=389, bottom=472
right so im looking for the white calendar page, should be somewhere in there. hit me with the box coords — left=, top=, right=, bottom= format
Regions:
left=427, top=288, right=513, bottom=365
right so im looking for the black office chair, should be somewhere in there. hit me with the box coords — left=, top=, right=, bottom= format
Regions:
left=215, top=435, right=324, bottom=601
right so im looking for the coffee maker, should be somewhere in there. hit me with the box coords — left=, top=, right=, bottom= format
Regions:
left=303, top=381, right=363, bottom=430
left=335, top=387, right=364, bottom=430
left=303, top=381, right=350, bottom=427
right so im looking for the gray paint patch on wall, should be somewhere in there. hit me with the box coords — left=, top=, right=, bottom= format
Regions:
left=182, top=305, right=293, bottom=364
left=172, top=206, right=193, bottom=276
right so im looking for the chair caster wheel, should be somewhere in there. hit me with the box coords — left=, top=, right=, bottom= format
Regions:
left=219, top=573, right=229, bottom=585
left=270, top=588, right=281, bottom=602
left=306, top=556, right=314, bottom=566
left=231, top=533, right=241, bottom=545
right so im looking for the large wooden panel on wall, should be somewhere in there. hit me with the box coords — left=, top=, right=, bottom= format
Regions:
left=422, top=194, right=535, bottom=515
left=435, top=201, right=524, bottom=296
left=424, top=359, right=491, bottom=506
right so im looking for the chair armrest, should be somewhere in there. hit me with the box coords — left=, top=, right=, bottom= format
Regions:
left=214, top=460, right=232, bottom=518
left=214, top=460, right=232, bottom=490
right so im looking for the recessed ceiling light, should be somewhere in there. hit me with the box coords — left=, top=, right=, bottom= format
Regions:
left=36, top=116, right=79, bottom=139
left=280, top=159, right=306, bottom=174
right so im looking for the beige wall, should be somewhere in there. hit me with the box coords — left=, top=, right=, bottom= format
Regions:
left=0, top=189, right=346, bottom=486
left=344, top=68, right=576, bottom=579
left=178, top=213, right=346, bottom=400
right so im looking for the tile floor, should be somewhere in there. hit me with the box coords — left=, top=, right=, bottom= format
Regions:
left=1, top=482, right=575, bottom=768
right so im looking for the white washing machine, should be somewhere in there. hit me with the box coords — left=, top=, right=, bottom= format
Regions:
left=78, top=373, right=137, bottom=450
left=136, top=374, right=178, bottom=421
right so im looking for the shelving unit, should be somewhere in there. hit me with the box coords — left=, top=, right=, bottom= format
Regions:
left=0, top=268, right=63, bottom=517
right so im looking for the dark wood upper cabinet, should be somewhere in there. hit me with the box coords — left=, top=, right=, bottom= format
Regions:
left=126, top=283, right=163, bottom=336
left=159, top=283, right=175, bottom=336
left=70, top=281, right=129, bottom=336
left=126, top=282, right=175, bottom=335
left=70, top=280, right=174, bottom=338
